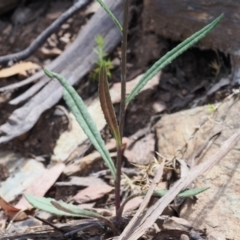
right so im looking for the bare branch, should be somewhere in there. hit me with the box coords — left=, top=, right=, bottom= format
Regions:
left=0, top=0, right=90, bottom=65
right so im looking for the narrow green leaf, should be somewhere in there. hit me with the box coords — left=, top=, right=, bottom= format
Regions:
left=44, top=69, right=116, bottom=180
left=151, top=190, right=168, bottom=197
left=99, top=63, right=121, bottom=146
left=25, top=194, right=119, bottom=235
left=177, top=187, right=209, bottom=197
left=96, top=0, right=122, bottom=32
left=126, top=14, right=223, bottom=104
left=152, top=187, right=209, bottom=198
left=120, top=187, right=209, bottom=215
left=25, top=194, right=101, bottom=218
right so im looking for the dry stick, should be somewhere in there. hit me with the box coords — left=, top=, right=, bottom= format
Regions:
left=0, top=0, right=90, bottom=65
left=120, top=159, right=165, bottom=238
left=119, top=0, right=129, bottom=134
left=0, top=0, right=89, bottom=94
left=34, top=215, right=66, bottom=234
left=0, top=70, right=45, bottom=92
left=64, top=223, right=104, bottom=237
left=120, top=129, right=240, bottom=240
left=0, top=0, right=123, bottom=144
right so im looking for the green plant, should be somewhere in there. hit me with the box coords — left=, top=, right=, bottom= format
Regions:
left=208, top=103, right=218, bottom=112
left=25, top=0, right=223, bottom=235
left=92, top=35, right=113, bottom=80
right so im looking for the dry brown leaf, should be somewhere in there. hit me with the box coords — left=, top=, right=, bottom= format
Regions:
left=0, top=62, right=40, bottom=78
left=0, top=196, right=20, bottom=217
left=0, top=196, right=35, bottom=221
left=123, top=196, right=144, bottom=214
left=73, top=184, right=114, bottom=203
left=15, top=163, right=65, bottom=209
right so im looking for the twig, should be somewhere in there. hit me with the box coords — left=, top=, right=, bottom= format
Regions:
left=120, top=128, right=240, bottom=240
left=120, top=159, right=165, bottom=238
left=64, top=223, right=104, bottom=237
left=0, top=0, right=90, bottom=65
left=6, top=210, right=26, bottom=231
left=34, top=215, right=66, bottom=234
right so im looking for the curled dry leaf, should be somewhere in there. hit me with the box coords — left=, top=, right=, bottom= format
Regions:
left=0, top=196, right=22, bottom=219
left=0, top=62, right=40, bottom=78
left=0, top=196, right=34, bottom=221
left=99, top=63, right=121, bottom=146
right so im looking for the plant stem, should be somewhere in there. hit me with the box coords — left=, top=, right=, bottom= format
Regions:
left=115, top=146, right=123, bottom=225
left=115, top=0, right=129, bottom=227
left=119, top=0, right=129, bottom=125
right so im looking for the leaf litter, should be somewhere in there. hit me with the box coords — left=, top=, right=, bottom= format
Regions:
left=0, top=0, right=238, bottom=239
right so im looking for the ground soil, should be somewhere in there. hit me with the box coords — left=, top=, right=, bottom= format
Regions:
left=0, top=0, right=236, bottom=239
